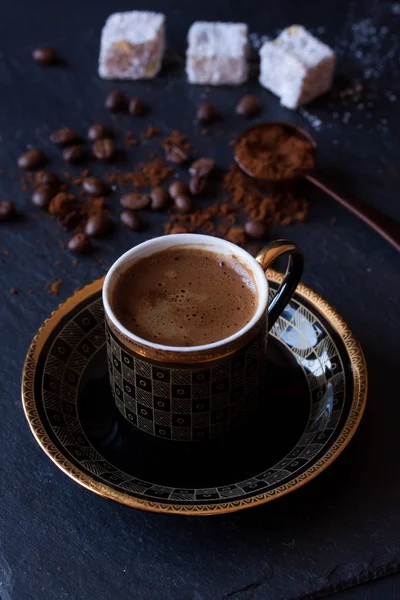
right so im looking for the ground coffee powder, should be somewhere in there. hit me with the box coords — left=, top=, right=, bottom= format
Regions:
left=235, top=123, right=316, bottom=181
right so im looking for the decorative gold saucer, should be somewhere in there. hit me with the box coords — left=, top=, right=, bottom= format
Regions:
left=22, top=272, right=367, bottom=515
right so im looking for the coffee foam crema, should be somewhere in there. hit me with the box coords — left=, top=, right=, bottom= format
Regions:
left=112, top=246, right=258, bottom=347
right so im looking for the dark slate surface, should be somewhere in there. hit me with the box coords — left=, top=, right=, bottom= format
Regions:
left=1, top=1, right=400, bottom=599
left=330, top=572, right=400, bottom=599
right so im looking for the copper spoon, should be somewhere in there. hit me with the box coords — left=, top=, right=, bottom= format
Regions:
left=235, top=122, right=400, bottom=253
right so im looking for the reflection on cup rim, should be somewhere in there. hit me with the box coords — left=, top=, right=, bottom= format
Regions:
left=103, top=234, right=269, bottom=354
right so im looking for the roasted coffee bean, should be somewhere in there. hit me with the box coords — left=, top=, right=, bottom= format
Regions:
left=82, top=177, right=109, bottom=197
left=236, top=95, right=262, bottom=118
left=17, top=149, right=45, bottom=170
left=120, top=193, right=150, bottom=210
left=93, top=138, right=116, bottom=160
left=189, top=176, right=207, bottom=196
left=189, top=157, right=216, bottom=178
left=150, top=187, right=170, bottom=211
left=168, top=180, right=189, bottom=199
left=32, top=184, right=56, bottom=209
left=0, top=201, right=15, bottom=222
left=105, top=90, right=127, bottom=111
left=49, top=191, right=68, bottom=214
left=120, top=210, right=142, bottom=231
left=85, top=213, right=113, bottom=238
left=62, top=144, right=86, bottom=164
left=244, top=220, right=268, bottom=239
left=50, top=127, right=79, bottom=146
left=61, top=210, right=82, bottom=230
left=129, top=97, right=145, bottom=116
left=68, top=233, right=91, bottom=254
left=32, top=47, right=59, bottom=65
left=174, top=195, right=195, bottom=214
left=196, top=103, right=218, bottom=123
left=87, top=123, right=110, bottom=141
left=49, top=192, right=76, bottom=217
left=35, top=171, right=60, bottom=187
left=165, top=145, right=188, bottom=165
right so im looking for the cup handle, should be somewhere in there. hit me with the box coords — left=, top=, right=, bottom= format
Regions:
left=255, top=239, right=304, bottom=331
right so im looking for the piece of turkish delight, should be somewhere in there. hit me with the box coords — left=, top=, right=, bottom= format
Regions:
left=186, top=21, right=249, bottom=85
left=99, top=11, right=165, bottom=80
left=259, top=25, right=336, bottom=109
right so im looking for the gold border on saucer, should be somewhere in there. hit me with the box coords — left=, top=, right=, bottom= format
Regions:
left=21, top=272, right=368, bottom=516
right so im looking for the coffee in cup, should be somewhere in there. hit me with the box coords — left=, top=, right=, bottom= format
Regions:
left=111, top=246, right=258, bottom=347
left=103, top=234, right=303, bottom=442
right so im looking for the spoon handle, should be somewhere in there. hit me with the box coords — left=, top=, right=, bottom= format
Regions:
left=305, top=173, right=400, bottom=253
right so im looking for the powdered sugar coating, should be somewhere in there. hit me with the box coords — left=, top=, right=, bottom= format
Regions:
left=99, top=11, right=166, bottom=80
left=259, top=25, right=336, bottom=109
left=278, top=25, right=334, bottom=68
left=186, top=21, right=249, bottom=85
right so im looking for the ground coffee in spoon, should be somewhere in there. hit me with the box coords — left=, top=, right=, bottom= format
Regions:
left=235, top=124, right=316, bottom=181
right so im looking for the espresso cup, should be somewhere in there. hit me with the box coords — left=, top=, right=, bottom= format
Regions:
left=103, top=234, right=303, bottom=442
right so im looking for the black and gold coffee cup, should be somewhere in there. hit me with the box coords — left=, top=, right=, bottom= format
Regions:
left=103, top=234, right=303, bottom=442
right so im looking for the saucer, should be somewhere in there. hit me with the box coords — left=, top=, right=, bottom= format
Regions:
left=22, top=272, right=367, bottom=515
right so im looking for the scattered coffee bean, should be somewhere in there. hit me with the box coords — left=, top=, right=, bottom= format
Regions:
left=49, top=192, right=76, bottom=217
left=50, top=127, right=79, bottom=146
left=0, top=201, right=15, bottom=222
left=105, top=90, right=127, bottom=111
left=87, top=123, right=110, bottom=142
left=169, top=181, right=189, bottom=199
left=196, top=103, right=218, bottom=123
left=120, top=193, right=150, bottom=210
left=236, top=95, right=262, bottom=118
left=189, top=157, right=216, bottom=178
left=17, top=149, right=46, bottom=170
left=165, top=145, right=188, bottom=165
left=129, top=97, right=145, bottom=116
left=120, top=210, right=142, bottom=231
left=61, top=210, right=82, bottom=230
left=49, top=191, right=68, bottom=215
left=82, top=177, right=109, bottom=197
left=244, top=220, right=268, bottom=239
left=32, top=184, right=56, bottom=209
left=49, top=192, right=70, bottom=215
left=32, top=47, right=59, bottom=65
left=189, top=176, right=207, bottom=196
left=68, top=233, right=91, bottom=254
left=62, top=144, right=86, bottom=164
left=35, top=171, right=60, bottom=187
left=174, top=195, right=195, bottom=214
left=93, top=138, right=116, bottom=160
left=85, top=213, right=113, bottom=238
left=150, top=187, right=170, bottom=211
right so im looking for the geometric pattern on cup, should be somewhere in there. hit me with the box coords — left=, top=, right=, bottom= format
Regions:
left=106, top=321, right=264, bottom=441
